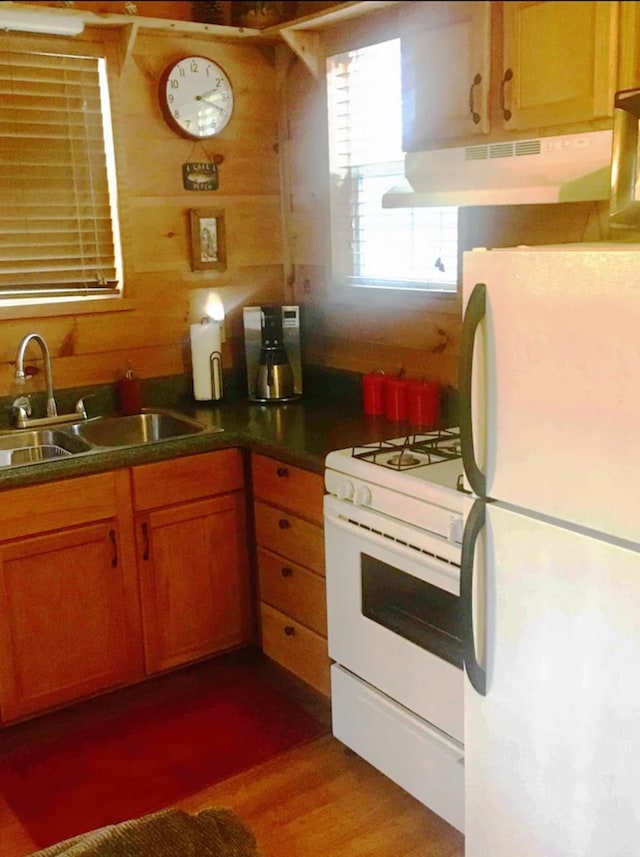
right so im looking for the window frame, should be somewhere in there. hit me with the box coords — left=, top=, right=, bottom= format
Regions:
left=0, top=28, right=131, bottom=318
left=319, top=12, right=462, bottom=317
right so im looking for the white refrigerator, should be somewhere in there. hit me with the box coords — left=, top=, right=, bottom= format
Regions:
left=459, top=243, right=640, bottom=857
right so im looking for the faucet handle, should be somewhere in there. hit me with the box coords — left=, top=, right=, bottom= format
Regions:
left=75, top=394, right=95, bottom=420
left=12, top=395, right=32, bottom=417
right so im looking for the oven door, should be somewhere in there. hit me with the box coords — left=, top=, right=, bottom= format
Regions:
left=324, top=494, right=463, bottom=744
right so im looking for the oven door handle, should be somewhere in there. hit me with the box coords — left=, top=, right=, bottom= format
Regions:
left=459, top=280, right=486, bottom=497
left=460, top=497, right=487, bottom=696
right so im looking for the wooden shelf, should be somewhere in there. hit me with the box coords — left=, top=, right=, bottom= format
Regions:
left=2, top=0, right=407, bottom=78
left=268, top=1, right=407, bottom=79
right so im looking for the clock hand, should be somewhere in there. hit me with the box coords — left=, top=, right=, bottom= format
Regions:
left=196, top=89, right=229, bottom=104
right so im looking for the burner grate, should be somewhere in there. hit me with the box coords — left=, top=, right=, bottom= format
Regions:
left=351, top=428, right=461, bottom=471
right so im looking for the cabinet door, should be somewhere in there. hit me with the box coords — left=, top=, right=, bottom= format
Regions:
left=501, top=1, right=617, bottom=132
left=137, top=493, right=253, bottom=675
left=0, top=523, right=139, bottom=722
left=401, top=1, right=491, bottom=151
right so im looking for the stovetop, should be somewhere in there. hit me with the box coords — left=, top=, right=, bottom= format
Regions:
left=325, top=427, right=466, bottom=543
left=349, top=428, right=461, bottom=472
left=325, top=427, right=466, bottom=515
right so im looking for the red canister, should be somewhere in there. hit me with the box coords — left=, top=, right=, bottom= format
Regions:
left=362, top=370, right=387, bottom=415
left=385, top=376, right=409, bottom=422
left=407, top=380, right=441, bottom=428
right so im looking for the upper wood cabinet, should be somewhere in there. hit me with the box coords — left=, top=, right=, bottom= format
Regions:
left=401, top=1, right=492, bottom=150
left=401, top=1, right=620, bottom=152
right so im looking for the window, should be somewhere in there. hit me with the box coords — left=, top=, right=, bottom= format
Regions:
left=326, top=38, right=458, bottom=294
left=0, top=39, right=122, bottom=306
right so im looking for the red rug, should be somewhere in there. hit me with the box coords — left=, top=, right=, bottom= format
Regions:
left=0, top=662, right=327, bottom=848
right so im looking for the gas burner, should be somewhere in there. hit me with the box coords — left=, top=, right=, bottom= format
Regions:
left=387, top=451, right=422, bottom=468
left=351, top=428, right=462, bottom=471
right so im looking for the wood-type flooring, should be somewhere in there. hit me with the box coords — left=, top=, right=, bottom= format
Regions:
left=0, top=648, right=465, bottom=857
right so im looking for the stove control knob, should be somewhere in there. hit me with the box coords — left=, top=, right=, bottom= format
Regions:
left=336, top=479, right=354, bottom=501
left=353, top=485, right=372, bottom=507
left=447, top=515, right=463, bottom=544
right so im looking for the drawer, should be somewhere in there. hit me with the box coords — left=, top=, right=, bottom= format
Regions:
left=251, top=454, right=324, bottom=524
left=260, top=603, right=331, bottom=697
left=0, top=471, right=125, bottom=540
left=132, top=449, right=244, bottom=511
left=257, top=547, right=327, bottom=636
left=254, top=500, right=324, bottom=574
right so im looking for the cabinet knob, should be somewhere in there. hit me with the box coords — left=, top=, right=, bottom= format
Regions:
left=278, top=518, right=291, bottom=530
left=276, top=466, right=289, bottom=478
left=500, top=67, right=513, bottom=121
left=284, top=625, right=295, bottom=636
left=281, top=565, right=293, bottom=577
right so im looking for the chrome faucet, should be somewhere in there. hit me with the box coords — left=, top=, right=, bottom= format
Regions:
left=15, top=333, right=57, bottom=418
left=10, top=332, right=89, bottom=429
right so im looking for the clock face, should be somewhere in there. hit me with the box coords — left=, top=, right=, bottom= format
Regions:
left=159, top=56, right=234, bottom=140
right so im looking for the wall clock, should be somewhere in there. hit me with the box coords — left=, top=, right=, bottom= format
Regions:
left=159, top=56, right=234, bottom=140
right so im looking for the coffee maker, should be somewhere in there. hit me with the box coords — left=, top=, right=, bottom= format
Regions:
left=243, top=306, right=302, bottom=402
left=243, top=305, right=302, bottom=402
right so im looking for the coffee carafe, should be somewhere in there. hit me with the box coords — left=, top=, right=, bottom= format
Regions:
left=243, top=305, right=303, bottom=403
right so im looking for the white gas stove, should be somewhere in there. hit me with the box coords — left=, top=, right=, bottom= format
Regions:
left=324, top=428, right=465, bottom=545
left=323, top=426, right=466, bottom=833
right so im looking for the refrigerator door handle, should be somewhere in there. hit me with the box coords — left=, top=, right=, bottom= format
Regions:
left=459, top=280, right=486, bottom=497
left=461, top=497, right=487, bottom=696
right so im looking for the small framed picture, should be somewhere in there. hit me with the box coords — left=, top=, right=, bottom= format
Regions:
left=189, top=208, right=226, bottom=271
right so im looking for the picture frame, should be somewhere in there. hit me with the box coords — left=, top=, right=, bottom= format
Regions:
left=189, top=208, right=226, bottom=272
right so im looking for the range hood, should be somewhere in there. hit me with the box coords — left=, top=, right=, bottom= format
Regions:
left=382, top=129, right=613, bottom=208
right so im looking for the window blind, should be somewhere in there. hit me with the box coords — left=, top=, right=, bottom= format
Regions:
left=326, top=39, right=458, bottom=293
left=0, top=47, right=121, bottom=300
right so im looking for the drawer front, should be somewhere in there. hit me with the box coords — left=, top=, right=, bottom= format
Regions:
left=260, top=603, right=331, bottom=697
left=132, top=448, right=244, bottom=511
left=0, top=471, right=123, bottom=540
left=257, top=547, right=327, bottom=636
left=254, top=500, right=324, bottom=574
left=251, top=454, right=323, bottom=524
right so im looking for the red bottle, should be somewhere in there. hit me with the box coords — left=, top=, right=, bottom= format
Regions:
left=118, top=362, right=142, bottom=416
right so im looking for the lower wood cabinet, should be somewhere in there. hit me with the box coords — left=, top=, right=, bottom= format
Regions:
left=132, top=449, right=254, bottom=675
left=0, top=470, right=143, bottom=723
left=0, top=448, right=254, bottom=725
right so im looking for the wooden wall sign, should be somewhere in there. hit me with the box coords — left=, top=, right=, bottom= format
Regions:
left=183, top=162, right=219, bottom=191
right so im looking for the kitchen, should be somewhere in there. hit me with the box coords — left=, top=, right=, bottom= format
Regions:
left=2, top=1, right=640, bottom=855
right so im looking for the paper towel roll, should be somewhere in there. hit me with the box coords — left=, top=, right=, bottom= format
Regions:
left=190, top=320, right=222, bottom=401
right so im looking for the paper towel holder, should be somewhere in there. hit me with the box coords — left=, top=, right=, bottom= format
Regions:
left=209, top=344, right=223, bottom=402
left=200, top=316, right=223, bottom=402
left=190, top=316, right=224, bottom=402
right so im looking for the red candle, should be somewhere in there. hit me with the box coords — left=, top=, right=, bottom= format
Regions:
left=385, top=377, right=409, bottom=422
left=362, top=371, right=387, bottom=415
left=407, top=380, right=441, bottom=427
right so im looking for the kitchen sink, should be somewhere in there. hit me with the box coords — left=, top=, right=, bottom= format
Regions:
left=66, top=410, right=210, bottom=448
left=0, top=428, right=93, bottom=466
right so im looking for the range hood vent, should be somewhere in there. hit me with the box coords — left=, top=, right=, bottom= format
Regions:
left=382, top=130, right=613, bottom=208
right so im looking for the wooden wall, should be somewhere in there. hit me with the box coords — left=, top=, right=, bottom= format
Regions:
left=1, top=13, right=288, bottom=398
left=3, top=1, right=637, bottom=405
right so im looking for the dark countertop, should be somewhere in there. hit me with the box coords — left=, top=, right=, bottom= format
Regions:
left=0, top=369, right=459, bottom=491
left=0, top=394, right=422, bottom=491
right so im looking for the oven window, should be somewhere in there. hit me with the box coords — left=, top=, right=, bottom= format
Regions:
left=361, top=554, right=462, bottom=668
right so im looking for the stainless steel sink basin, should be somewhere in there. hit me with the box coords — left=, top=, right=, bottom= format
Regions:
left=0, top=428, right=93, bottom=466
left=67, top=410, right=209, bottom=448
